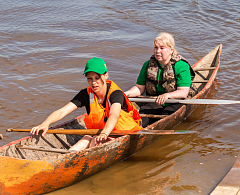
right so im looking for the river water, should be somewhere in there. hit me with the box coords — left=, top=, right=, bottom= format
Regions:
left=1, top=0, right=240, bottom=194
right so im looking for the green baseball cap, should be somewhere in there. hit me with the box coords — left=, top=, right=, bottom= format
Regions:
left=83, top=57, right=108, bottom=75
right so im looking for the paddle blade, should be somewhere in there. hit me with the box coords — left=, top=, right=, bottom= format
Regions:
left=126, top=129, right=198, bottom=135
left=171, top=99, right=240, bottom=105
left=0, top=134, right=3, bottom=140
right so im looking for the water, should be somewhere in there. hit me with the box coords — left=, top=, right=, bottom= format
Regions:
left=1, top=0, right=240, bottom=194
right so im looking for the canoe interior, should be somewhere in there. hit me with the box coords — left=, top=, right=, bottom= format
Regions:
left=0, top=116, right=82, bottom=160
left=192, top=45, right=220, bottom=92
left=0, top=45, right=222, bottom=161
left=0, top=45, right=222, bottom=195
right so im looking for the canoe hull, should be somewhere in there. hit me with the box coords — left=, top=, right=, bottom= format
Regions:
left=0, top=129, right=160, bottom=195
left=0, top=45, right=222, bottom=195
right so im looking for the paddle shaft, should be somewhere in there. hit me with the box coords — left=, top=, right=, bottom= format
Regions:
left=6, top=128, right=197, bottom=135
left=129, top=98, right=240, bottom=105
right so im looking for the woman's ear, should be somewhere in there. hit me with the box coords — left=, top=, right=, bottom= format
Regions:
left=104, top=72, right=109, bottom=80
left=100, top=72, right=109, bottom=84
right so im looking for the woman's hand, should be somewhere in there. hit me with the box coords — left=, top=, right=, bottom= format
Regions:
left=30, top=123, right=49, bottom=136
left=153, top=87, right=190, bottom=105
left=30, top=102, right=78, bottom=137
left=95, top=133, right=108, bottom=142
left=90, top=133, right=109, bottom=147
left=154, top=93, right=170, bottom=105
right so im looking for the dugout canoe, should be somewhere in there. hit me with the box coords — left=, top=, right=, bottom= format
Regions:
left=0, top=44, right=222, bottom=195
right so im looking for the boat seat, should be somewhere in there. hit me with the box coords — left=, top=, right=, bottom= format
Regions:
left=192, top=80, right=208, bottom=83
left=139, top=114, right=168, bottom=118
left=15, top=144, right=75, bottom=154
left=193, top=67, right=216, bottom=71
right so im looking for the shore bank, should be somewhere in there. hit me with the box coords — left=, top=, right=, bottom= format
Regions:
left=211, top=154, right=240, bottom=195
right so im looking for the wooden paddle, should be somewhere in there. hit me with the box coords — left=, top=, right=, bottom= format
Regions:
left=129, top=97, right=240, bottom=105
left=6, top=128, right=197, bottom=135
left=0, top=134, right=3, bottom=140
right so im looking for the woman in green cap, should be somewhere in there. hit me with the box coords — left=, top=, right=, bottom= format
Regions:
left=31, top=57, right=142, bottom=151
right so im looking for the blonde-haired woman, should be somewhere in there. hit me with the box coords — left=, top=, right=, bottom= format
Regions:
left=125, top=32, right=196, bottom=127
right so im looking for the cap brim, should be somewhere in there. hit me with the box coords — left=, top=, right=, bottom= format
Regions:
left=83, top=69, right=106, bottom=75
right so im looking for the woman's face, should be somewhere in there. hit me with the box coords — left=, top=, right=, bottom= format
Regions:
left=154, top=40, right=173, bottom=66
left=86, top=71, right=108, bottom=93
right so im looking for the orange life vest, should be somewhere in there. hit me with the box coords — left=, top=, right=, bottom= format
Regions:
left=84, top=80, right=142, bottom=131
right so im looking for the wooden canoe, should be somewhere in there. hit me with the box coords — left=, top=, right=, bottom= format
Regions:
left=0, top=45, right=222, bottom=195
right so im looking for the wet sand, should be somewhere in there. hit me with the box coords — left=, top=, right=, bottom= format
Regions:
left=211, top=154, right=240, bottom=195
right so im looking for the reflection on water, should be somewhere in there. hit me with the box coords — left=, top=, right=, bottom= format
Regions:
left=1, top=0, right=240, bottom=194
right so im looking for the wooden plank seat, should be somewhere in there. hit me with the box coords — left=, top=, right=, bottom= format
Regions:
left=139, top=114, right=168, bottom=118
left=193, top=67, right=216, bottom=71
left=192, top=80, right=208, bottom=83
left=15, top=144, right=74, bottom=154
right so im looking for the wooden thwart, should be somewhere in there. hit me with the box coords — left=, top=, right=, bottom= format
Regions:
left=139, top=114, right=167, bottom=118
left=192, top=80, right=208, bottom=83
left=193, top=67, right=216, bottom=71
left=16, top=144, right=72, bottom=153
